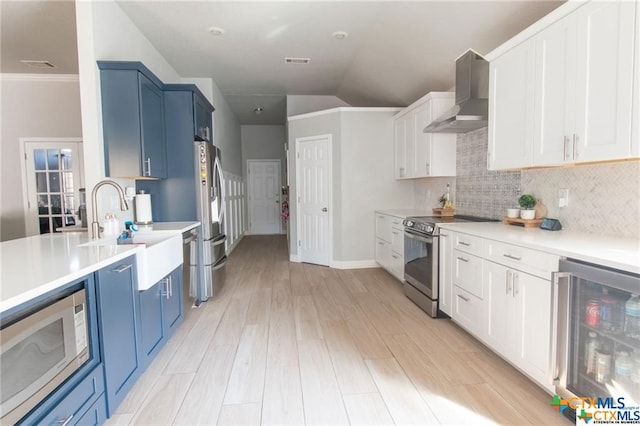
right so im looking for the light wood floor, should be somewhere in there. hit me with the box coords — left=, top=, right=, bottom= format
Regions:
left=107, top=235, right=567, bottom=425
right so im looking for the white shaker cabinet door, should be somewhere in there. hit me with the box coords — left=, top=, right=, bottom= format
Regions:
left=488, top=39, right=536, bottom=170
left=572, top=0, right=636, bottom=162
left=533, top=14, right=573, bottom=166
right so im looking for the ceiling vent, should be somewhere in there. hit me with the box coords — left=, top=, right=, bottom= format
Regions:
left=284, top=57, right=311, bottom=65
left=20, top=60, right=57, bottom=69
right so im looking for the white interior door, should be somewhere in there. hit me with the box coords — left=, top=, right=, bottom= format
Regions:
left=247, top=160, right=281, bottom=234
left=21, top=139, right=84, bottom=236
left=296, top=135, right=330, bottom=266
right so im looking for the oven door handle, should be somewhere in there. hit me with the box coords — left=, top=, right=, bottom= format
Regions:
left=403, top=229, right=434, bottom=243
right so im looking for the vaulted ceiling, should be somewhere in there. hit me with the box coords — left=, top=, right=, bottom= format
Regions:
left=1, top=0, right=564, bottom=124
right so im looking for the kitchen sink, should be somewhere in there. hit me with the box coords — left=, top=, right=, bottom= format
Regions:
left=79, top=231, right=182, bottom=291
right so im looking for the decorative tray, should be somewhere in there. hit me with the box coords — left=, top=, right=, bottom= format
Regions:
left=432, top=208, right=455, bottom=217
left=503, top=217, right=543, bottom=228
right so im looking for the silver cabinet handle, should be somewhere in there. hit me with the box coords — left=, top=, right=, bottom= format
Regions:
left=457, top=294, right=470, bottom=302
left=503, top=253, right=522, bottom=261
left=458, top=241, right=470, bottom=246
left=457, top=256, right=469, bottom=263
left=391, top=254, right=399, bottom=259
left=392, top=231, right=399, bottom=235
left=512, top=272, right=518, bottom=298
left=111, top=263, right=133, bottom=273
left=143, top=158, right=152, bottom=176
left=563, top=136, right=570, bottom=160
left=574, top=134, right=579, bottom=158
left=57, top=414, right=73, bottom=426
left=506, top=270, right=512, bottom=295
left=440, top=233, right=448, bottom=238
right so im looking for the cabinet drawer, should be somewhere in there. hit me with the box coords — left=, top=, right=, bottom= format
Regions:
left=453, top=232, right=484, bottom=256
left=390, top=226, right=404, bottom=254
left=38, top=366, right=105, bottom=426
left=485, top=240, right=559, bottom=279
left=74, top=395, right=107, bottom=426
left=375, top=238, right=391, bottom=270
left=375, top=213, right=392, bottom=242
left=453, top=286, right=484, bottom=335
left=390, top=250, right=404, bottom=281
left=453, top=250, right=483, bottom=298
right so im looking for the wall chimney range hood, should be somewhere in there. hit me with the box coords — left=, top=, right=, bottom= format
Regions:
left=424, top=49, right=489, bottom=133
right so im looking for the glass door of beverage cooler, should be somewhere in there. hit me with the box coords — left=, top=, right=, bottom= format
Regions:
left=555, top=259, right=640, bottom=405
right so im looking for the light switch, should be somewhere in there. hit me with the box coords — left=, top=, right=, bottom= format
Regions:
left=558, top=188, right=569, bottom=208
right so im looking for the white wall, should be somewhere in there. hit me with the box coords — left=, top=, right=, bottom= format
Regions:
left=0, top=75, right=83, bottom=241
left=286, top=95, right=350, bottom=117
left=287, top=108, right=413, bottom=265
left=75, top=0, right=242, bottom=225
left=241, top=125, right=286, bottom=177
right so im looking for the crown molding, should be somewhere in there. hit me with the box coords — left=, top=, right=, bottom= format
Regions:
left=0, top=73, right=79, bottom=82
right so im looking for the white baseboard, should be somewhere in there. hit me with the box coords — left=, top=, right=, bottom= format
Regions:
left=329, top=259, right=379, bottom=270
left=289, top=254, right=301, bottom=263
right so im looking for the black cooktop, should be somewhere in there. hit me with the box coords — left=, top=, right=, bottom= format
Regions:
left=407, top=215, right=499, bottom=224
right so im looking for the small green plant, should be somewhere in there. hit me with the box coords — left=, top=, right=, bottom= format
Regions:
left=518, top=194, right=536, bottom=210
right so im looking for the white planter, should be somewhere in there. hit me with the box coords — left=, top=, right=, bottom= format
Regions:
left=520, top=209, right=536, bottom=220
left=507, top=208, right=520, bottom=218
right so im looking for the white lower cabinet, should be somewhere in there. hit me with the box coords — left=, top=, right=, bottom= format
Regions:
left=442, top=228, right=558, bottom=391
left=484, top=261, right=552, bottom=389
left=375, top=211, right=405, bottom=281
left=438, top=231, right=454, bottom=316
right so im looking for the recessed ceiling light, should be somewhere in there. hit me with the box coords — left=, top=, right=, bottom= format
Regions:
left=284, top=57, right=311, bottom=65
left=332, top=31, right=349, bottom=40
left=20, top=60, right=56, bottom=68
left=208, top=26, right=225, bottom=36
left=253, top=107, right=264, bottom=115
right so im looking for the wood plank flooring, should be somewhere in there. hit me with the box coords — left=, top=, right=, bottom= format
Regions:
left=108, top=235, right=567, bottom=425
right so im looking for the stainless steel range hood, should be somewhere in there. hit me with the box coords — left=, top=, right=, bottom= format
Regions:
left=424, top=49, right=489, bottom=133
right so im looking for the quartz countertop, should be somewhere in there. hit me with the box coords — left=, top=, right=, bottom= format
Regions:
left=0, top=221, right=200, bottom=313
left=375, top=209, right=432, bottom=218
left=438, top=222, right=640, bottom=275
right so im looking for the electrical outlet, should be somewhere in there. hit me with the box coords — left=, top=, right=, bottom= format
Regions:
left=558, top=188, right=569, bottom=208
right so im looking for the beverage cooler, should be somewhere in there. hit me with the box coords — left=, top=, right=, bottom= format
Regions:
left=554, top=259, right=640, bottom=419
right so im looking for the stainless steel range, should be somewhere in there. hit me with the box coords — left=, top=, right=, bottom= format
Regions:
left=402, top=215, right=496, bottom=317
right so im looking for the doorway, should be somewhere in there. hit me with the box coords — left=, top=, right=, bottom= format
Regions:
left=295, top=135, right=331, bottom=266
left=20, top=139, right=84, bottom=236
left=247, top=160, right=281, bottom=235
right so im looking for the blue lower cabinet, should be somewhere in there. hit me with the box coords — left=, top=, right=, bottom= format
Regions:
left=95, top=257, right=140, bottom=417
left=75, top=394, right=107, bottom=426
left=138, top=281, right=165, bottom=369
left=163, top=266, right=183, bottom=333
left=137, top=266, right=183, bottom=370
left=35, top=366, right=105, bottom=426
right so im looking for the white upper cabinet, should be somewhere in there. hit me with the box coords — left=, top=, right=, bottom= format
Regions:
left=489, top=0, right=638, bottom=170
left=394, top=92, right=456, bottom=179
left=488, top=39, right=536, bottom=170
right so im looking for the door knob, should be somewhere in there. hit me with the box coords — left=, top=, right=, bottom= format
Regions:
left=322, top=207, right=328, bottom=212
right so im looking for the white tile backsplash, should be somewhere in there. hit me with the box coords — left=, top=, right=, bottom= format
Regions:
left=412, top=126, right=640, bottom=238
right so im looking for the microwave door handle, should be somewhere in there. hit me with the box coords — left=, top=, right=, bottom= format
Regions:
left=551, top=271, right=571, bottom=386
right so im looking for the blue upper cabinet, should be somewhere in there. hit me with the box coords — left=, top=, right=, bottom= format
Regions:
left=194, top=92, right=214, bottom=142
left=98, top=61, right=167, bottom=179
left=165, top=84, right=214, bottom=142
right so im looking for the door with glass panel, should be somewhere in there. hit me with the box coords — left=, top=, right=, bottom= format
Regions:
left=22, top=141, right=84, bottom=236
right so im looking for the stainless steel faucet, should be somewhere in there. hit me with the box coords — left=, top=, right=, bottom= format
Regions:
left=91, top=180, right=129, bottom=239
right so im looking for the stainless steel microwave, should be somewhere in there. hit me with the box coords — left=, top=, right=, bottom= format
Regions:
left=0, top=287, right=90, bottom=424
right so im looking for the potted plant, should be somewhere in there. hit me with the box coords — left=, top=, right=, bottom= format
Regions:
left=518, top=194, right=537, bottom=220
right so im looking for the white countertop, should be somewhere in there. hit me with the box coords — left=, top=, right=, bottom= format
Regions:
left=439, top=222, right=640, bottom=275
left=376, top=209, right=432, bottom=218
left=0, top=222, right=200, bottom=314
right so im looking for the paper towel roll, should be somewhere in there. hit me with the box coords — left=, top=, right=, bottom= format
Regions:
left=135, top=192, right=153, bottom=224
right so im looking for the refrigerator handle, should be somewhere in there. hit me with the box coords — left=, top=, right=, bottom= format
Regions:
left=551, top=271, right=570, bottom=386
left=214, top=155, right=225, bottom=224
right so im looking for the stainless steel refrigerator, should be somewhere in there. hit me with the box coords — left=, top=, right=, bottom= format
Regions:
left=193, top=140, right=227, bottom=300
